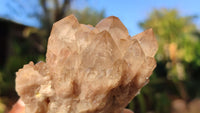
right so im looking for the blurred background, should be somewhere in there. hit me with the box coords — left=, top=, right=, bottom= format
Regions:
left=0, top=0, right=200, bottom=113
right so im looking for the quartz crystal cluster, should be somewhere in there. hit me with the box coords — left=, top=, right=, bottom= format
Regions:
left=16, top=15, right=158, bottom=113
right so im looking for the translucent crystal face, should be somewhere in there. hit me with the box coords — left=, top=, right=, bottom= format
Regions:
left=16, top=15, right=158, bottom=113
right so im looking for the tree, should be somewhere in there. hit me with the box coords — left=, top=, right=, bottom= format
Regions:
left=40, top=0, right=71, bottom=31
left=132, top=8, right=200, bottom=113
left=140, top=9, right=200, bottom=81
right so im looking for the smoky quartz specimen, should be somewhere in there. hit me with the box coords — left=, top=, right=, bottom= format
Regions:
left=16, top=15, right=158, bottom=113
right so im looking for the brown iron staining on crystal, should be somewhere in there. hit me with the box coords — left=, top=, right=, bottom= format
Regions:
left=16, top=15, right=158, bottom=113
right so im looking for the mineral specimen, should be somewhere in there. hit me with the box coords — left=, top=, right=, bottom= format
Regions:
left=16, top=15, right=158, bottom=113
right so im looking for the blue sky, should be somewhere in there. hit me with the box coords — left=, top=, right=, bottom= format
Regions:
left=1, top=0, right=200, bottom=36
left=81, top=0, right=200, bottom=36
left=0, top=0, right=42, bottom=27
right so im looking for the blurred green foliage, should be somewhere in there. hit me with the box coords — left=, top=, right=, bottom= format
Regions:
left=0, top=98, right=6, bottom=113
left=128, top=9, right=200, bottom=113
left=0, top=1, right=200, bottom=112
